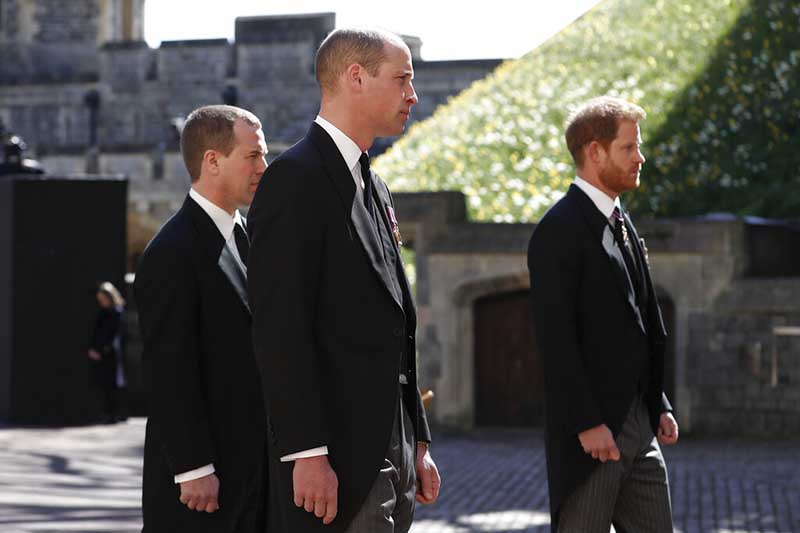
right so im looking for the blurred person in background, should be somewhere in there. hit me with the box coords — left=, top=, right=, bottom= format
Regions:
left=88, top=281, right=127, bottom=424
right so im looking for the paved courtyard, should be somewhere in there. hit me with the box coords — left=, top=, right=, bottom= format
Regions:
left=0, top=420, right=797, bottom=532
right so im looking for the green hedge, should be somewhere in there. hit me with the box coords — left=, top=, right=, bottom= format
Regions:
left=375, top=0, right=799, bottom=221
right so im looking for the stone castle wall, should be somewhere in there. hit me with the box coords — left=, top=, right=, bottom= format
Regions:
left=1, top=5, right=503, bottom=242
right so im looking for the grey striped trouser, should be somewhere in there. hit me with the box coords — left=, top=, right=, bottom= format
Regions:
left=344, top=394, right=417, bottom=533
left=558, top=395, right=674, bottom=533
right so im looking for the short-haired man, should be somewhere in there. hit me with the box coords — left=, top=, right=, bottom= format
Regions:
left=527, top=96, right=678, bottom=532
left=248, top=29, right=440, bottom=533
left=135, top=105, right=269, bottom=532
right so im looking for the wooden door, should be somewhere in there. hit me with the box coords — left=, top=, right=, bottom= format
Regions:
left=474, top=289, right=544, bottom=427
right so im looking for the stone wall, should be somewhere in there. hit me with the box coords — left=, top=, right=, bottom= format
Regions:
left=684, top=279, right=800, bottom=435
left=411, top=59, right=504, bottom=125
left=158, top=39, right=230, bottom=84
left=1, top=7, right=503, bottom=239
left=2, top=8, right=500, bottom=153
left=33, top=0, right=99, bottom=43
left=0, top=0, right=108, bottom=83
left=99, top=41, right=152, bottom=93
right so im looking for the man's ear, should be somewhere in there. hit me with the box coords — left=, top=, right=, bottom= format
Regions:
left=345, top=63, right=364, bottom=91
left=586, top=141, right=606, bottom=166
left=202, top=149, right=219, bottom=176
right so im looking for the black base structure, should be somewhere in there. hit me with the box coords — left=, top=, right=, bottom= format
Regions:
left=0, top=174, right=127, bottom=424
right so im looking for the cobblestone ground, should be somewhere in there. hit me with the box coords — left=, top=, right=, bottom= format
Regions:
left=0, top=420, right=797, bottom=532
left=411, top=431, right=800, bottom=533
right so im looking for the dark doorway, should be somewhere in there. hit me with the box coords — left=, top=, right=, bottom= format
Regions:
left=474, top=289, right=544, bottom=427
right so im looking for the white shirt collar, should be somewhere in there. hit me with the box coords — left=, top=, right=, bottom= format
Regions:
left=189, top=188, right=242, bottom=241
left=314, top=115, right=363, bottom=175
left=573, top=176, right=621, bottom=219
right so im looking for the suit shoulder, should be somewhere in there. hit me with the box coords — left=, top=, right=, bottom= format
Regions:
left=529, top=193, right=587, bottom=257
left=535, top=193, right=582, bottom=233
left=271, top=138, right=320, bottom=175
left=144, top=209, right=195, bottom=254
left=375, top=173, right=397, bottom=199
left=261, top=142, right=322, bottom=194
left=136, top=212, right=195, bottom=285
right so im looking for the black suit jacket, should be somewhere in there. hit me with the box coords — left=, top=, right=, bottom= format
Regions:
left=527, top=184, right=671, bottom=531
left=247, top=123, right=431, bottom=533
left=134, top=197, right=267, bottom=532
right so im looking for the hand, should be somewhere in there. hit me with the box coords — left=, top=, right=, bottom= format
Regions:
left=88, top=349, right=101, bottom=361
left=179, top=473, right=219, bottom=513
left=578, top=424, right=620, bottom=462
left=293, top=455, right=338, bottom=524
left=415, top=443, right=440, bottom=504
left=657, top=412, right=679, bottom=445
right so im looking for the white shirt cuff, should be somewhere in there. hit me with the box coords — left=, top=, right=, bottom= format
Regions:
left=280, top=446, right=329, bottom=462
left=174, top=463, right=215, bottom=484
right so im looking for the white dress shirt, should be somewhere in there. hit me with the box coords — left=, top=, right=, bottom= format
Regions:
left=278, top=115, right=368, bottom=464
left=573, top=175, right=621, bottom=220
left=174, top=188, right=247, bottom=484
left=189, top=188, right=247, bottom=272
left=315, top=114, right=367, bottom=190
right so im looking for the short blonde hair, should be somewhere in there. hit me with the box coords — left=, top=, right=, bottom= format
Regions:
left=565, top=96, right=646, bottom=168
left=315, top=28, right=406, bottom=94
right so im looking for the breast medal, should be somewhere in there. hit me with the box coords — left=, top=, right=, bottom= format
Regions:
left=385, top=205, right=403, bottom=247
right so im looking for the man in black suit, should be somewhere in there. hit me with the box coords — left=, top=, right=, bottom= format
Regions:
left=134, top=105, right=269, bottom=532
left=247, top=28, right=440, bottom=533
left=527, top=96, right=679, bottom=532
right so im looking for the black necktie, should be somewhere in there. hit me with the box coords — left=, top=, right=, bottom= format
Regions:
left=613, top=208, right=651, bottom=390
left=233, top=223, right=249, bottom=266
left=359, top=152, right=375, bottom=219
left=611, top=207, right=642, bottom=301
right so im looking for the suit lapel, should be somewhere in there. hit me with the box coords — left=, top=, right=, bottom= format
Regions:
left=570, top=185, right=646, bottom=334
left=308, top=124, right=403, bottom=310
left=624, top=212, right=666, bottom=338
left=186, top=196, right=251, bottom=315
left=373, top=175, right=415, bottom=323
left=218, top=245, right=250, bottom=313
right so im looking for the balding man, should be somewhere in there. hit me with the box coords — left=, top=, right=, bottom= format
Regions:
left=248, top=29, right=440, bottom=533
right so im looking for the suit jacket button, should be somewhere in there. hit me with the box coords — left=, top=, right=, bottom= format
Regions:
left=393, top=327, right=403, bottom=337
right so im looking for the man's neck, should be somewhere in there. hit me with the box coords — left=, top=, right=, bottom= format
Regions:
left=318, top=104, right=374, bottom=153
left=192, top=182, right=235, bottom=215
left=576, top=170, right=618, bottom=202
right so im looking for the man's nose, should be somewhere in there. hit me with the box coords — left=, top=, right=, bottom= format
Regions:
left=406, top=82, right=418, bottom=105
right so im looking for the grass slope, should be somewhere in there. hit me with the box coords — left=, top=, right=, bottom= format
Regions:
left=375, top=0, right=799, bottom=221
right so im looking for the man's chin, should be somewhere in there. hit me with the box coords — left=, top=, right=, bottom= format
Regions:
left=382, top=124, right=405, bottom=137
left=622, top=175, right=640, bottom=192
left=241, top=194, right=256, bottom=208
